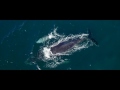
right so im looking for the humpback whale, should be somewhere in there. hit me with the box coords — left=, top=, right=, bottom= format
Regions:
left=26, top=29, right=98, bottom=65
left=50, top=30, right=98, bottom=54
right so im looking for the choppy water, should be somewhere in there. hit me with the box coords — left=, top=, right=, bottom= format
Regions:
left=0, top=20, right=120, bottom=70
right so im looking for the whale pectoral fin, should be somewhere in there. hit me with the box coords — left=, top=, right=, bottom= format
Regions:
left=90, top=37, right=99, bottom=46
left=87, top=29, right=99, bottom=46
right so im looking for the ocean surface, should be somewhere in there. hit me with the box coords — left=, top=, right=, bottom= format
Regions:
left=0, top=20, right=120, bottom=70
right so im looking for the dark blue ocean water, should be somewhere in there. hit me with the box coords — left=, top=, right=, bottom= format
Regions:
left=0, top=20, right=120, bottom=70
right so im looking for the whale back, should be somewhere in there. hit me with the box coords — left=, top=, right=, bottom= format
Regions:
left=51, top=38, right=81, bottom=54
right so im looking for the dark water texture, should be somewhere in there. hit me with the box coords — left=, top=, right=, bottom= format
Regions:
left=0, top=20, right=120, bottom=70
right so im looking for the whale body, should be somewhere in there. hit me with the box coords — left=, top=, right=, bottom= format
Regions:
left=50, top=37, right=86, bottom=54
left=50, top=30, right=98, bottom=54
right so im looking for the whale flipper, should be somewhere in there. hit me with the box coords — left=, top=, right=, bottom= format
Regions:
left=87, top=29, right=98, bottom=46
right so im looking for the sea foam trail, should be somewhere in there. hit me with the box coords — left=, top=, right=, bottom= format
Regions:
left=0, top=21, right=27, bottom=44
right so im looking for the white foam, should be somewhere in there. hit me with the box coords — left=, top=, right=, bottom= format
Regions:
left=43, top=47, right=52, bottom=59
left=31, top=27, right=94, bottom=69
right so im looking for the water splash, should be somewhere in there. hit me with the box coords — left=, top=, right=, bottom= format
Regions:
left=26, top=27, right=94, bottom=69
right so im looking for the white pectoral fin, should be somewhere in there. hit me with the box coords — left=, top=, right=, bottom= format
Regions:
left=36, top=34, right=56, bottom=44
left=36, top=36, right=49, bottom=43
